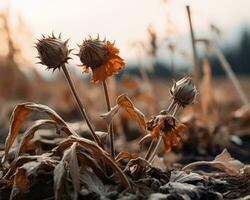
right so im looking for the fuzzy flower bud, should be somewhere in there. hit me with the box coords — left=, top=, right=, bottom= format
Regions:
left=170, top=77, right=197, bottom=107
left=35, top=33, right=70, bottom=71
left=78, top=35, right=125, bottom=83
left=78, top=37, right=109, bottom=69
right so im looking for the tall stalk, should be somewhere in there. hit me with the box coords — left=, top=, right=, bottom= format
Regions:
left=61, top=64, right=102, bottom=147
left=102, top=79, right=115, bottom=158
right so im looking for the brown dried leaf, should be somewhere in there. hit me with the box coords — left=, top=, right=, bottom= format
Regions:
left=10, top=168, right=30, bottom=198
left=77, top=151, right=110, bottom=183
left=183, top=149, right=244, bottom=176
left=54, top=160, right=66, bottom=200
left=100, top=105, right=120, bottom=126
left=2, top=104, right=30, bottom=164
left=53, top=142, right=80, bottom=200
left=9, top=156, right=57, bottom=198
left=2, top=102, right=78, bottom=164
left=15, top=120, right=58, bottom=158
left=115, top=151, right=138, bottom=163
left=117, top=94, right=146, bottom=130
left=95, top=131, right=108, bottom=146
left=80, top=170, right=113, bottom=199
left=170, top=171, right=203, bottom=183
left=62, top=142, right=80, bottom=194
left=214, top=149, right=244, bottom=175
left=53, top=136, right=131, bottom=188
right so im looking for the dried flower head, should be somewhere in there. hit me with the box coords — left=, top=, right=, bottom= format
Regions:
left=170, top=77, right=197, bottom=107
left=35, top=33, right=70, bottom=71
left=146, top=114, right=186, bottom=152
left=78, top=35, right=125, bottom=83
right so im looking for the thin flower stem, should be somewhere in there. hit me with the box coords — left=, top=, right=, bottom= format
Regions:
left=102, top=79, right=115, bottom=158
left=172, top=104, right=180, bottom=116
left=61, top=64, right=102, bottom=147
left=148, top=134, right=163, bottom=163
left=145, top=99, right=176, bottom=161
left=147, top=101, right=181, bottom=162
left=144, top=138, right=156, bottom=160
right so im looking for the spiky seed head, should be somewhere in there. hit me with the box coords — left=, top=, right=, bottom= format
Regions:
left=170, top=77, right=197, bottom=107
left=35, top=33, right=70, bottom=71
left=78, top=37, right=109, bottom=69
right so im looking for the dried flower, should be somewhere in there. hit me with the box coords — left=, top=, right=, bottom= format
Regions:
left=170, top=77, right=197, bottom=107
left=146, top=114, right=186, bottom=152
left=78, top=36, right=125, bottom=83
left=35, top=33, right=70, bottom=71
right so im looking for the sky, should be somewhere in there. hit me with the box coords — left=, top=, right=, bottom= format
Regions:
left=1, top=0, right=250, bottom=72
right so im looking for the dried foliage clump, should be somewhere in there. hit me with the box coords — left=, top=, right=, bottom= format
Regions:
left=1, top=6, right=250, bottom=199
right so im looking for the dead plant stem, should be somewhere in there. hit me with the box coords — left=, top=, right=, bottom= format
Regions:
left=102, top=79, right=115, bottom=158
left=61, top=64, right=102, bottom=147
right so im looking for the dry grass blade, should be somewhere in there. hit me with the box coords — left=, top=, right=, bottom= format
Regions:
left=2, top=102, right=78, bottom=164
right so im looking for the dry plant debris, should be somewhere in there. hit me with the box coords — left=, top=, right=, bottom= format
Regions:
left=0, top=22, right=250, bottom=199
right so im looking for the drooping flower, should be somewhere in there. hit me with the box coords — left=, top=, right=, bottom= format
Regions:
left=146, top=114, right=186, bottom=152
left=35, top=33, right=70, bottom=71
left=78, top=36, right=125, bottom=83
left=170, top=77, right=197, bottom=107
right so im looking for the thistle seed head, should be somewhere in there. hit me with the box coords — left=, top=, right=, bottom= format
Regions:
left=78, top=36, right=109, bottom=69
left=170, top=77, right=197, bottom=107
left=35, top=33, right=70, bottom=71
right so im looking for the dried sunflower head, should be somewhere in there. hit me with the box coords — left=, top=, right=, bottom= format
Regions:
left=78, top=35, right=125, bottom=83
left=35, top=33, right=70, bottom=71
left=147, top=114, right=186, bottom=152
left=170, top=77, right=197, bottom=107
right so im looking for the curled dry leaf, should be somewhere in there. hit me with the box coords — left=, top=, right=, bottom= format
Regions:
left=123, top=157, right=151, bottom=179
left=7, top=155, right=57, bottom=199
left=117, top=94, right=146, bottom=130
left=10, top=167, right=30, bottom=199
left=54, top=142, right=80, bottom=200
left=183, top=149, right=245, bottom=176
left=15, top=120, right=58, bottom=158
left=52, top=135, right=131, bottom=189
left=77, top=150, right=110, bottom=183
left=100, top=94, right=146, bottom=130
left=54, top=159, right=67, bottom=200
left=80, top=170, right=113, bottom=200
left=2, top=103, right=78, bottom=164
left=169, top=171, right=203, bottom=183
left=115, top=151, right=138, bottom=163
left=146, top=115, right=186, bottom=152
left=95, top=131, right=109, bottom=146
left=100, top=105, right=120, bottom=126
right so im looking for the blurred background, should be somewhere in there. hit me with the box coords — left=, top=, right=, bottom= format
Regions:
left=0, top=0, right=250, bottom=147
